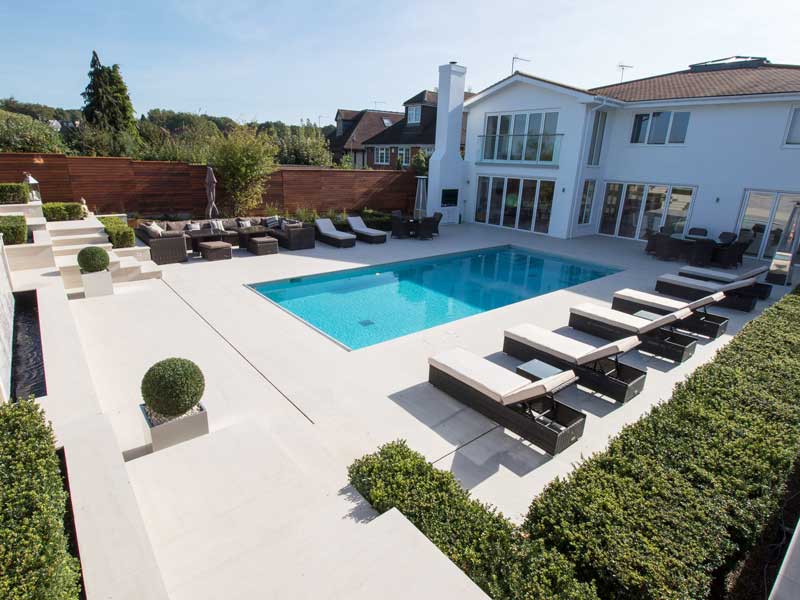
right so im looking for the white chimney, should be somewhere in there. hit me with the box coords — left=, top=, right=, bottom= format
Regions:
left=427, top=62, right=466, bottom=223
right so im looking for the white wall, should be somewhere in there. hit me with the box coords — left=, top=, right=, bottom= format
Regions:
left=462, top=81, right=591, bottom=238
left=589, top=100, right=800, bottom=238
left=0, top=239, right=14, bottom=401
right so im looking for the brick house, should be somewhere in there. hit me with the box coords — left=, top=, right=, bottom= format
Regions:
left=327, top=109, right=404, bottom=167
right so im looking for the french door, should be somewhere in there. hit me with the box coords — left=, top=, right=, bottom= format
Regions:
left=598, top=182, right=695, bottom=239
left=739, top=190, right=800, bottom=259
left=474, top=175, right=554, bottom=233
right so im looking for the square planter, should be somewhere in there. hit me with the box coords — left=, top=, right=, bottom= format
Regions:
left=82, top=270, right=113, bottom=298
left=140, top=402, right=209, bottom=452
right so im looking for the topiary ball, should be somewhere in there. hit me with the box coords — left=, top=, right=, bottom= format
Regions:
left=77, top=246, right=109, bottom=273
left=141, top=358, right=205, bottom=417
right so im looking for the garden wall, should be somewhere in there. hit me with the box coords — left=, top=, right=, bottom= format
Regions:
left=0, top=153, right=416, bottom=216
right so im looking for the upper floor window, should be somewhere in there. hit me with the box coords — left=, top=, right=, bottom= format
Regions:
left=786, top=108, right=800, bottom=145
left=481, top=111, right=560, bottom=164
left=374, top=147, right=390, bottom=165
left=587, top=111, right=607, bottom=165
left=631, top=111, right=690, bottom=145
left=382, top=117, right=393, bottom=127
left=407, top=105, right=421, bottom=124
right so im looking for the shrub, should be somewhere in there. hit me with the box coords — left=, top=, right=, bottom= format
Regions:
left=0, top=183, right=30, bottom=205
left=360, top=208, right=392, bottom=231
left=524, top=287, right=800, bottom=600
left=98, top=216, right=134, bottom=248
left=141, top=357, right=205, bottom=417
left=411, top=148, right=429, bottom=176
left=292, top=206, right=319, bottom=224
left=0, top=108, right=68, bottom=153
left=0, top=399, right=81, bottom=600
left=42, top=202, right=85, bottom=222
left=348, top=441, right=598, bottom=599
left=0, top=215, right=27, bottom=245
left=77, top=246, right=109, bottom=273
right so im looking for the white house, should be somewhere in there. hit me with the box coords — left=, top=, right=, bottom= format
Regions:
left=427, top=56, right=800, bottom=261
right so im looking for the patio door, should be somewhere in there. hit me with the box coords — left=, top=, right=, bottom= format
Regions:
left=740, top=190, right=800, bottom=259
left=474, top=175, right=554, bottom=233
left=598, top=182, right=695, bottom=239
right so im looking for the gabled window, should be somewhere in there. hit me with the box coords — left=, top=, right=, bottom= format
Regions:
left=631, top=111, right=690, bottom=145
left=374, top=147, right=390, bottom=165
left=407, top=105, right=421, bottom=124
left=587, top=112, right=606, bottom=165
left=786, top=108, right=800, bottom=145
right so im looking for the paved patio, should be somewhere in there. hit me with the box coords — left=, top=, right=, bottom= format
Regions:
left=66, top=224, right=785, bottom=595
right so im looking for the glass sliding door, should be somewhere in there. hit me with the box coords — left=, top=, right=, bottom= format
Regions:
left=740, top=191, right=775, bottom=256
left=534, top=181, right=555, bottom=233
left=663, top=187, right=693, bottom=235
left=599, top=183, right=623, bottom=235
left=764, top=193, right=798, bottom=259
left=502, top=179, right=521, bottom=228
left=517, top=180, right=537, bottom=231
left=618, top=184, right=645, bottom=238
left=638, top=185, right=668, bottom=239
left=488, top=178, right=505, bottom=225
left=474, top=176, right=490, bottom=223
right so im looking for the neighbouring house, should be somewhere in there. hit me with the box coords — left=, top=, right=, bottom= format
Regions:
left=362, top=89, right=475, bottom=170
left=327, top=109, right=404, bottom=167
left=425, top=56, right=800, bottom=243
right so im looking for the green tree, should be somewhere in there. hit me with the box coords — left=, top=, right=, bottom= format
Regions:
left=335, top=153, right=354, bottom=169
left=411, top=148, right=430, bottom=176
left=0, top=109, right=67, bottom=153
left=209, top=127, right=277, bottom=215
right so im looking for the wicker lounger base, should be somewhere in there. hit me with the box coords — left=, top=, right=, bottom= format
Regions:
left=247, top=236, right=279, bottom=256
left=428, top=365, right=585, bottom=455
left=353, top=231, right=387, bottom=244
left=679, top=273, right=772, bottom=300
left=503, top=337, right=646, bottom=403
left=655, top=280, right=757, bottom=312
left=611, top=297, right=728, bottom=339
left=568, top=313, right=697, bottom=363
left=317, top=232, right=356, bottom=248
left=199, top=241, right=232, bottom=261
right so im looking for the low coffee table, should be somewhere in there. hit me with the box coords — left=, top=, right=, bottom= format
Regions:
left=515, top=358, right=565, bottom=382
left=187, top=230, right=222, bottom=253
left=247, top=236, right=278, bottom=256
left=199, top=241, right=232, bottom=261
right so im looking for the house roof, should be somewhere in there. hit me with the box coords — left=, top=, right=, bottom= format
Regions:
left=362, top=116, right=436, bottom=146
left=328, top=109, right=404, bottom=151
left=589, top=58, right=800, bottom=102
left=404, top=90, right=476, bottom=106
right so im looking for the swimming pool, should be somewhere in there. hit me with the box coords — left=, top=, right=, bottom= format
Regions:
left=249, top=246, right=618, bottom=350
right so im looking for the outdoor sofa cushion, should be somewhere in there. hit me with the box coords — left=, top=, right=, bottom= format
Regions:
left=143, top=222, right=164, bottom=238
left=429, top=347, right=575, bottom=406
left=316, top=218, right=356, bottom=240
left=657, top=274, right=757, bottom=293
left=505, top=324, right=640, bottom=365
left=166, top=220, right=189, bottom=231
left=570, top=303, right=692, bottom=335
left=265, top=215, right=280, bottom=229
left=614, top=288, right=725, bottom=312
left=678, top=265, right=768, bottom=282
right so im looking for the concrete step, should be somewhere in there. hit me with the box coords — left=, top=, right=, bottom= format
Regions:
left=109, top=256, right=144, bottom=282
left=53, top=243, right=114, bottom=257
left=114, top=246, right=151, bottom=261
left=50, top=233, right=109, bottom=247
left=136, top=261, right=162, bottom=280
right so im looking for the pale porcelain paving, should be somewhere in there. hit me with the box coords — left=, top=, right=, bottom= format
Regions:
left=67, top=224, right=789, bottom=597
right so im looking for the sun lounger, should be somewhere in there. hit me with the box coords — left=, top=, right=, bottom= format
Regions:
left=346, top=216, right=387, bottom=244
left=611, top=288, right=729, bottom=339
left=678, top=265, right=771, bottom=299
left=315, top=218, right=356, bottom=248
left=655, top=274, right=759, bottom=311
left=569, top=303, right=697, bottom=363
left=503, top=324, right=645, bottom=403
left=428, top=348, right=584, bottom=454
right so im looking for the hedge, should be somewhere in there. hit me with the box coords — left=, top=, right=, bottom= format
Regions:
left=0, top=399, right=81, bottom=600
left=42, top=202, right=84, bottom=222
left=0, top=215, right=28, bottom=245
left=348, top=441, right=599, bottom=599
left=349, top=289, right=800, bottom=599
left=0, top=183, right=30, bottom=205
left=98, top=216, right=134, bottom=248
left=360, top=208, right=392, bottom=231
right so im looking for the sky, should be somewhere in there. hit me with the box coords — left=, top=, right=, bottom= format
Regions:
left=1, top=0, right=798, bottom=126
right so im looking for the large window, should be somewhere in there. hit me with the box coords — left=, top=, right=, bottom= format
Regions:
left=481, top=111, right=560, bottom=163
left=786, top=108, right=800, bottom=145
left=578, top=180, right=595, bottom=225
left=374, top=147, right=389, bottom=165
left=631, top=111, right=690, bottom=145
left=587, top=112, right=607, bottom=165
left=407, top=105, right=421, bottom=124
left=474, top=175, right=555, bottom=233
left=599, top=182, right=695, bottom=238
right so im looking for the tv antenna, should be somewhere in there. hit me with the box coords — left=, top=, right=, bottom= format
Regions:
left=511, top=55, right=531, bottom=74
left=617, top=62, right=634, bottom=82
left=372, top=101, right=387, bottom=110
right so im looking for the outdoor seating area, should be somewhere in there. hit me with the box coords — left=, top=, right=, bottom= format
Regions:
left=644, top=227, right=755, bottom=268
left=390, top=211, right=442, bottom=240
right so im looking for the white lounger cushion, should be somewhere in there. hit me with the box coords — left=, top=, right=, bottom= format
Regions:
left=429, top=348, right=575, bottom=406
left=505, top=323, right=639, bottom=366
left=571, top=303, right=692, bottom=334
left=679, top=265, right=767, bottom=283
left=615, top=288, right=725, bottom=312
left=658, top=274, right=757, bottom=293
left=347, top=216, right=385, bottom=236
left=316, top=218, right=356, bottom=240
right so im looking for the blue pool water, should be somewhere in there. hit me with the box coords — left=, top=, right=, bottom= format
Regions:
left=250, top=246, right=618, bottom=350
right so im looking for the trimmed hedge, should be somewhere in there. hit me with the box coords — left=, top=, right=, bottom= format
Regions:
left=0, top=399, right=81, bottom=600
left=141, top=357, right=205, bottom=417
left=0, top=183, right=30, bottom=205
left=360, top=208, right=392, bottom=231
left=348, top=441, right=599, bottom=599
left=42, top=202, right=84, bottom=222
left=77, top=246, right=109, bottom=273
left=0, top=215, right=28, bottom=245
left=98, top=216, right=134, bottom=248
